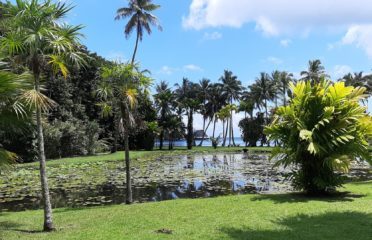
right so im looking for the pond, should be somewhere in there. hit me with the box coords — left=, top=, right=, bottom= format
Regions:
left=0, top=152, right=370, bottom=212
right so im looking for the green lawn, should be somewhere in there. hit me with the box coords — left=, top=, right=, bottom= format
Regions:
left=1, top=181, right=371, bottom=240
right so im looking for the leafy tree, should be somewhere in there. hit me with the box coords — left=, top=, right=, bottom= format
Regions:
left=97, top=63, right=152, bottom=204
left=174, top=78, right=201, bottom=149
left=300, top=59, right=329, bottom=84
left=265, top=80, right=372, bottom=195
left=154, top=81, right=174, bottom=149
left=1, top=0, right=86, bottom=231
left=115, top=0, right=162, bottom=64
left=220, top=70, right=243, bottom=146
left=239, top=113, right=265, bottom=147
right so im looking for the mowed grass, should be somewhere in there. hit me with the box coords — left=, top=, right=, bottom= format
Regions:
left=0, top=181, right=371, bottom=240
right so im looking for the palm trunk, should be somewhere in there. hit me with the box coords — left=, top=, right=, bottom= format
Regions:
left=35, top=74, right=54, bottom=232
left=283, top=87, right=287, bottom=107
left=187, top=109, right=194, bottom=150
left=131, top=19, right=141, bottom=65
left=212, top=117, right=217, bottom=138
left=228, top=115, right=232, bottom=147
left=265, top=99, right=268, bottom=124
left=159, top=130, right=164, bottom=150
left=223, top=119, right=228, bottom=147
left=198, top=117, right=206, bottom=146
left=122, top=103, right=132, bottom=204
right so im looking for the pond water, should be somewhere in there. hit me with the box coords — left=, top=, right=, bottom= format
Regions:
left=0, top=152, right=370, bottom=212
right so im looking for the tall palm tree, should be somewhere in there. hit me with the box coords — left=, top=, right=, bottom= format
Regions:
left=198, top=78, right=212, bottom=146
left=115, top=0, right=162, bottom=65
left=154, top=81, right=173, bottom=150
left=97, top=63, right=152, bottom=204
left=250, top=72, right=275, bottom=123
left=207, top=83, right=224, bottom=138
left=239, top=91, right=255, bottom=119
left=278, top=71, right=293, bottom=106
left=174, top=78, right=201, bottom=149
left=220, top=70, right=243, bottom=147
left=342, top=72, right=367, bottom=88
left=1, top=0, right=86, bottom=231
left=300, top=59, right=329, bottom=84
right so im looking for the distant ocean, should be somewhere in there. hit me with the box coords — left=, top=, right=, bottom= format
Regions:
left=155, top=137, right=248, bottom=147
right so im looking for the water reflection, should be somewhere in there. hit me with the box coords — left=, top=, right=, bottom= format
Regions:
left=1, top=153, right=369, bottom=212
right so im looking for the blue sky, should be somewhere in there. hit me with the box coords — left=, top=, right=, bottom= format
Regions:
left=65, top=0, right=372, bottom=135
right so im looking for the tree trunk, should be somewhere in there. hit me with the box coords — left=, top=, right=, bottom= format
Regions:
left=122, top=103, right=132, bottom=204
left=199, top=118, right=212, bottom=146
left=212, top=117, right=217, bottom=138
left=131, top=19, right=141, bottom=65
left=283, top=86, right=287, bottom=107
left=223, top=120, right=228, bottom=147
left=159, top=130, right=164, bottom=150
left=265, top=99, right=268, bottom=124
left=111, top=115, right=119, bottom=153
left=35, top=74, right=54, bottom=232
left=187, top=109, right=194, bottom=150
left=198, top=117, right=206, bottom=146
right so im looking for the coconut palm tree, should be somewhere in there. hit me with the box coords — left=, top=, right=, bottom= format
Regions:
left=239, top=91, right=255, bottom=119
left=0, top=0, right=86, bottom=231
left=300, top=59, right=329, bottom=84
left=115, top=0, right=162, bottom=65
left=250, top=72, right=275, bottom=123
left=154, top=81, right=173, bottom=150
left=97, top=63, right=152, bottom=204
left=220, top=70, right=243, bottom=146
left=278, top=71, right=294, bottom=106
left=207, top=83, right=224, bottom=138
left=174, top=78, right=201, bottom=149
left=198, top=78, right=212, bottom=146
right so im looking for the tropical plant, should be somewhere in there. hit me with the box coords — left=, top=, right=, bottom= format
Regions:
left=265, top=80, right=372, bottom=195
left=174, top=78, right=201, bottom=149
left=0, top=0, right=86, bottom=231
left=300, top=59, right=329, bottom=84
left=154, top=81, right=173, bottom=150
left=239, top=113, right=265, bottom=147
left=210, top=136, right=221, bottom=149
left=97, top=63, right=152, bottom=204
left=220, top=70, right=243, bottom=146
left=115, top=0, right=162, bottom=64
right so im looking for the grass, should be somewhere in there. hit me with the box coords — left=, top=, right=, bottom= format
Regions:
left=0, top=181, right=371, bottom=240
left=23, top=146, right=272, bottom=167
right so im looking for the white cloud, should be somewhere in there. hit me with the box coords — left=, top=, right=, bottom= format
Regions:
left=183, top=0, right=372, bottom=34
left=332, top=65, right=353, bottom=79
left=158, top=66, right=178, bottom=75
left=280, top=39, right=291, bottom=47
left=203, top=31, right=223, bottom=40
left=266, top=57, right=283, bottom=65
left=183, top=64, right=203, bottom=72
left=341, top=24, right=372, bottom=58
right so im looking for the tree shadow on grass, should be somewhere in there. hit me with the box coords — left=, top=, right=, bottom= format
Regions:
left=0, top=221, right=43, bottom=234
left=220, top=212, right=372, bottom=240
left=251, top=191, right=366, bottom=204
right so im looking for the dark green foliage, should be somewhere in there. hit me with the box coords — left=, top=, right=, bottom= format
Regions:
left=239, top=113, right=265, bottom=147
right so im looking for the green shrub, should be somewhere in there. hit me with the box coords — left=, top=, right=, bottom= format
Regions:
left=265, top=80, right=372, bottom=195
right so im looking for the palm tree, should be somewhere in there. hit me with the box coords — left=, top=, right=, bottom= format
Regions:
left=278, top=71, right=293, bottom=106
left=115, top=0, right=162, bottom=65
left=1, top=0, right=86, bottom=231
left=174, top=78, right=201, bottom=149
left=207, top=83, right=224, bottom=138
left=97, top=63, right=152, bottom=204
left=271, top=70, right=281, bottom=108
left=154, top=81, right=173, bottom=150
left=342, top=72, right=368, bottom=88
left=239, top=91, right=255, bottom=119
left=198, top=78, right=212, bottom=146
left=250, top=72, right=275, bottom=123
left=220, top=70, right=243, bottom=146
left=0, top=69, right=32, bottom=168
left=300, top=59, right=329, bottom=84
left=216, top=106, right=230, bottom=146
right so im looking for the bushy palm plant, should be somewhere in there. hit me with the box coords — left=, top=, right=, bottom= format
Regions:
left=97, top=63, right=152, bottom=204
left=265, top=80, right=372, bottom=194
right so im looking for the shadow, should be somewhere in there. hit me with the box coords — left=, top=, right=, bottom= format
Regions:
left=220, top=212, right=372, bottom=240
left=251, top=191, right=366, bottom=204
left=0, top=220, right=44, bottom=234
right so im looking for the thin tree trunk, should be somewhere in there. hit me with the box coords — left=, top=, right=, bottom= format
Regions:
left=283, top=86, right=287, bottom=107
left=35, top=74, right=54, bottom=232
left=223, top=119, right=229, bottom=147
left=122, top=103, right=132, bottom=204
left=131, top=20, right=140, bottom=65
left=212, top=117, right=217, bottom=138
left=199, top=118, right=212, bottom=146
left=198, top=117, right=206, bottom=146
left=159, top=130, right=164, bottom=150
left=187, top=109, right=194, bottom=150
left=228, top=114, right=232, bottom=147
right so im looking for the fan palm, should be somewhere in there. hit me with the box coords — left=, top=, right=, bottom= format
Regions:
left=115, top=0, right=162, bottom=64
left=220, top=70, right=243, bottom=146
left=97, top=63, right=152, bottom=204
left=0, top=0, right=86, bottom=231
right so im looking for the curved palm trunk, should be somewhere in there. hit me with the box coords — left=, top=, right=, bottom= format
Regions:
left=35, top=74, right=54, bottom=232
left=199, top=118, right=212, bottom=146
left=212, top=117, right=217, bottom=138
left=198, top=117, right=206, bottom=147
left=131, top=19, right=141, bottom=65
left=122, top=103, right=132, bottom=204
left=223, top=119, right=228, bottom=147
